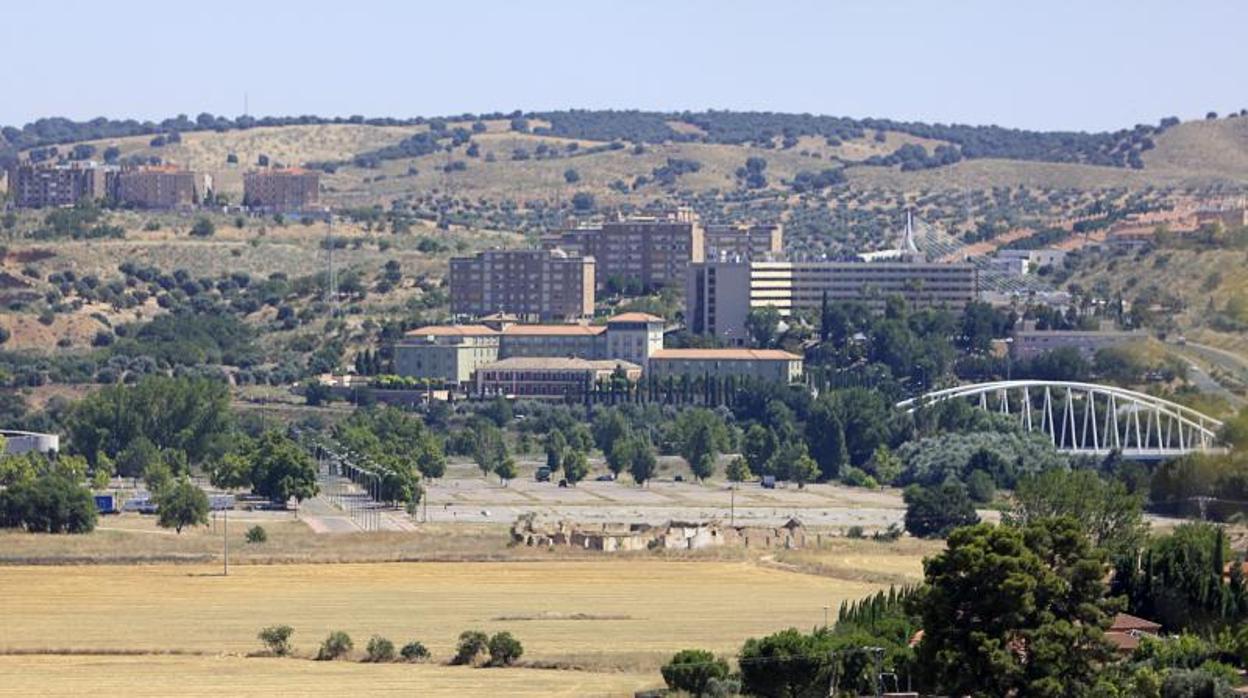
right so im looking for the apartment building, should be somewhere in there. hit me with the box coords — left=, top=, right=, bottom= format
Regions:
left=703, top=222, right=783, bottom=261
left=115, top=166, right=199, bottom=209
left=687, top=259, right=979, bottom=343
left=475, top=357, right=642, bottom=400
left=1010, top=326, right=1145, bottom=361
left=543, top=209, right=703, bottom=291
left=648, top=348, right=803, bottom=383
left=8, top=162, right=115, bottom=208
left=449, top=248, right=595, bottom=322
left=243, top=168, right=320, bottom=211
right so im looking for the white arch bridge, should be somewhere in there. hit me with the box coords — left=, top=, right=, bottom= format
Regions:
left=896, top=380, right=1224, bottom=459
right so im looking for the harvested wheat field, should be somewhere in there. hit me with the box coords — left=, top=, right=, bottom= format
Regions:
left=0, top=655, right=654, bottom=697
left=0, top=560, right=893, bottom=693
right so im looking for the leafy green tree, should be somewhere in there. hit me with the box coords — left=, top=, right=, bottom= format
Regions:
left=562, top=449, right=589, bottom=485
left=316, top=631, right=354, bottom=661
left=544, top=429, right=567, bottom=472
left=472, top=422, right=507, bottom=478
left=628, top=439, right=657, bottom=486
left=592, top=409, right=631, bottom=455
left=143, top=458, right=173, bottom=495
left=258, top=625, right=294, bottom=656
left=726, top=456, right=751, bottom=483
left=400, top=640, right=430, bottom=662
left=190, top=217, right=215, bottom=237
left=745, top=306, right=781, bottom=348
left=903, top=483, right=979, bottom=538
left=365, top=635, right=396, bottom=662
left=866, top=444, right=902, bottom=485
left=248, top=431, right=318, bottom=505
left=909, top=518, right=1118, bottom=697
left=806, top=398, right=848, bottom=479
left=673, top=409, right=731, bottom=482
left=117, top=437, right=160, bottom=480
left=742, top=424, right=778, bottom=475
left=494, top=456, right=518, bottom=486
left=740, top=628, right=835, bottom=697
left=661, top=649, right=729, bottom=696
left=156, top=478, right=209, bottom=534
left=791, top=452, right=819, bottom=489
left=0, top=473, right=97, bottom=533
left=966, top=469, right=996, bottom=503
left=453, top=630, right=489, bottom=665
left=1006, top=469, right=1145, bottom=556
left=487, top=631, right=523, bottom=666
left=606, top=436, right=636, bottom=477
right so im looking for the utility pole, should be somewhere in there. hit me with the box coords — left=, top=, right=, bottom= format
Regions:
left=222, top=505, right=229, bottom=577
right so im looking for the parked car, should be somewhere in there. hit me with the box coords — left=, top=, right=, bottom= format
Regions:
left=761, top=475, right=777, bottom=489
left=595, top=473, right=615, bottom=482
left=93, top=494, right=119, bottom=515
left=535, top=467, right=552, bottom=483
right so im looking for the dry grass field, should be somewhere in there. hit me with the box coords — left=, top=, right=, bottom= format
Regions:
left=0, top=655, right=655, bottom=697
left=0, top=556, right=920, bottom=694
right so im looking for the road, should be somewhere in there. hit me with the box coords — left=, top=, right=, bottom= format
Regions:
left=1169, top=340, right=1248, bottom=409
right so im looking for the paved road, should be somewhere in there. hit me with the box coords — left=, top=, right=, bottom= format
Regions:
left=1169, top=341, right=1248, bottom=409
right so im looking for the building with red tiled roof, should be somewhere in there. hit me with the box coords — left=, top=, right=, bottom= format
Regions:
left=1104, top=612, right=1161, bottom=654
left=475, top=357, right=641, bottom=400
left=649, top=348, right=803, bottom=383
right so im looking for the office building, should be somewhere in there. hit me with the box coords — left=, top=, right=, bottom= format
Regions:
left=543, top=209, right=703, bottom=291
left=8, top=162, right=115, bottom=208
left=703, top=222, right=783, bottom=261
left=449, top=248, right=595, bottom=322
left=243, top=168, right=320, bottom=211
left=115, top=166, right=199, bottom=209
left=394, top=312, right=664, bottom=388
left=687, top=259, right=979, bottom=343
left=648, top=348, right=803, bottom=383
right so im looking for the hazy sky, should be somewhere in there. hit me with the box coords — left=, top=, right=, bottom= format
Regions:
left=4, top=0, right=1246, bottom=132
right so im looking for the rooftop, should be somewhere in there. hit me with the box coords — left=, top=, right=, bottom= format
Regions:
left=480, top=357, right=641, bottom=372
left=606, top=312, right=664, bottom=324
left=501, top=324, right=606, bottom=337
left=650, top=348, right=802, bottom=361
left=404, top=324, right=496, bottom=338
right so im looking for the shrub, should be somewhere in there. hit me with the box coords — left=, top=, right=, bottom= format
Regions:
left=257, top=625, right=294, bottom=656
left=453, top=630, right=488, bottom=665
left=190, top=217, right=215, bottom=237
left=400, top=640, right=430, bottom=662
left=487, top=631, right=523, bottom=667
left=846, top=525, right=865, bottom=539
left=966, top=469, right=996, bottom=503
left=245, top=525, right=267, bottom=544
left=661, top=649, right=729, bottom=696
left=316, top=630, right=353, bottom=661
left=364, top=635, right=396, bottom=663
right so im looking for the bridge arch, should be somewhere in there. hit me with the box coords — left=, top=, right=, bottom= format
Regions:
left=896, top=380, right=1223, bottom=458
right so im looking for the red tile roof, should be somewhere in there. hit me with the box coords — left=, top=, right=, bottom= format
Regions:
left=404, top=325, right=496, bottom=337
left=607, top=312, right=664, bottom=324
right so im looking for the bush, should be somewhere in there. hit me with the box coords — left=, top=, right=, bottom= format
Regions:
left=487, top=631, right=523, bottom=667
left=453, top=630, right=488, bottom=665
left=966, top=469, right=996, bottom=503
left=846, top=525, right=865, bottom=539
left=190, top=217, right=215, bottom=237
left=245, top=525, right=267, bottom=544
left=903, top=482, right=980, bottom=538
left=841, top=466, right=877, bottom=489
left=316, top=630, right=354, bottom=661
left=364, top=635, right=396, bottom=663
left=257, top=625, right=294, bottom=656
left=661, top=649, right=730, bottom=696
left=400, top=640, right=430, bottom=662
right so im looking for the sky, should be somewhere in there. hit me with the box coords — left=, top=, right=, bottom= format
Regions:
left=4, top=0, right=1247, bottom=133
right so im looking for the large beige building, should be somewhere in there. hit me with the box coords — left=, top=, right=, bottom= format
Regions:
left=648, top=348, right=803, bottom=384
left=8, top=162, right=115, bottom=208
left=703, top=222, right=783, bottom=261
left=243, top=168, right=320, bottom=211
left=394, top=313, right=664, bottom=388
left=449, top=248, right=595, bottom=322
left=687, top=259, right=979, bottom=343
left=475, top=357, right=642, bottom=400
left=543, top=209, right=704, bottom=292
left=115, top=166, right=199, bottom=209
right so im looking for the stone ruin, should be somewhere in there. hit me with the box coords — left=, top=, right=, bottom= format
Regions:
left=510, top=513, right=807, bottom=552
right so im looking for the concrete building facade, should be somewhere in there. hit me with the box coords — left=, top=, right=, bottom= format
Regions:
left=687, top=259, right=979, bottom=344
left=703, top=222, right=783, bottom=261
left=648, top=348, right=803, bottom=383
left=243, top=168, right=320, bottom=211
left=115, top=166, right=198, bottom=209
left=394, top=313, right=665, bottom=388
left=449, top=248, right=595, bottom=322
left=475, top=357, right=642, bottom=400
left=1010, top=327, right=1145, bottom=361
left=8, top=162, right=115, bottom=208
left=543, top=209, right=703, bottom=291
